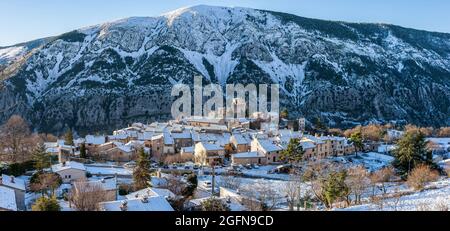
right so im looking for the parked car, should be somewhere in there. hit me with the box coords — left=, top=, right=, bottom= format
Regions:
left=244, top=164, right=252, bottom=169
left=251, top=164, right=260, bottom=169
left=184, top=166, right=191, bottom=170
left=124, top=161, right=136, bottom=169
left=163, top=165, right=169, bottom=169
left=151, top=163, right=159, bottom=168
left=200, top=181, right=213, bottom=190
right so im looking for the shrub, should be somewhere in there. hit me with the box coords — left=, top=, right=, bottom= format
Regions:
left=6, top=160, right=36, bottom=176
left=406, top=164, right=439, bottom=191
left=118, top=184, right=133, bottom=196
left=32, top=196, right=61, bottom=211
left=200, top=198, right=230, bottom=211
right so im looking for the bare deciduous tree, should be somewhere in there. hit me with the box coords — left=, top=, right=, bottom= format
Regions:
left=69, top=180, right=108, bottom=211
left=161, top=174, right=185, bottom=196
left=370, top=167, right=395, bottom=196
left=30, top=173, right=62, bottom=197
left=282, top=176, right=302, bottom=211
left=219, top=174, right=242, bottom=190
left=345, top=166, right=370, bottom=205
left=0, top=115, right=36, bottom=162
left=254, top=181, right=282, bottom=211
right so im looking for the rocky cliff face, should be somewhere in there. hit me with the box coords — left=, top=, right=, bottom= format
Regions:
left=1, top=5, right=449, bottom=134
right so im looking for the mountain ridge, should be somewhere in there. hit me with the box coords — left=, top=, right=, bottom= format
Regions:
left=0, top=5, right=449, bottom=134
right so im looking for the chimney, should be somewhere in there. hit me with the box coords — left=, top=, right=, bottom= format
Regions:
left=0, top=176, right=3, bottom=185
left=10, top=176, right=15, bottom=183
left=120, top=201, right=128, bottom=211
left=62, top=161, right=66, bottom=167
left=141, top=196, right=149, bottom=203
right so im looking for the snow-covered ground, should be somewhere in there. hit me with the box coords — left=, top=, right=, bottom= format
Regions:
left=339, top=178, right=450, bottom=211
left=331, top=152, right=395, bottom=172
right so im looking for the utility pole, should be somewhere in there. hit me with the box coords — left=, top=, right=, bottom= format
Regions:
left=211, top=161, right=216, bottom=196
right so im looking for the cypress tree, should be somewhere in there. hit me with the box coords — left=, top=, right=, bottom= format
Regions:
left=79, top=143, right=87, bottom=159
left=33, top=143, right=51, bottom=171
left=133, top=147, right=151, bottom=190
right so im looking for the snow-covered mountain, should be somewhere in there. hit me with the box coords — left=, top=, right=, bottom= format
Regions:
left=1, top=5, right=449, bottom=133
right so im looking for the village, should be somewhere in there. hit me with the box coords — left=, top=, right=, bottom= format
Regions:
left=1, top=113, right=449, bottom=211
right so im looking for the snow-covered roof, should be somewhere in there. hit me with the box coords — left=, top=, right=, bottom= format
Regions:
left=74, top=138, right=86, bottom=146
left=139, top=131, right=156, bottom=140
left=300, top=141, right=316, bottom=150
left=44, top=142, right=58, bottom=148
left=126, top=187, right=175, bottom=199
left=199, top=142, right=224, bottom=151
left=116, top=144, right=133, bottom=153
left=319, top=136, right=347, bottom=142
left=232, top=151, right=265, bottom=159
left=86, top=177, right=117, bottom=191
left=52, top=161, right=86, bottom=172
left=171, top=130, right=192, bottom=139
left=184, top=116, right=223, bottom=124
left=231, top=134, right=251, bottom=145
left=99, top=196, right=174, bottom=211
left=0, top=186, right=17, bottom=211
left=255, top=139, right=283, bottom=153
left=1, top=174, right=26, bottom=191
left=85, top=135, right=106, bottom=145
left=46, top=147, right=60, bottom=154
left=151, top=134, right=164, bottom=141
left=378, top=144, right=397, bottom=153
left=163, top=130, right=174, bottom=145
left=302, top=135, right=325, bottom=144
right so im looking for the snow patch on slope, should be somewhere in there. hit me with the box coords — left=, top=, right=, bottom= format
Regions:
left=0, top=46, right=25, bottom=63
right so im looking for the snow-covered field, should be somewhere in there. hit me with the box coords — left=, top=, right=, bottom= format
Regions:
left=339, top=178, right=450, bottom=211
left=330, top=152, right=395, bottom=172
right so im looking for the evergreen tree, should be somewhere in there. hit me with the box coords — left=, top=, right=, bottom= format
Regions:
left=64, top=129, right=74, bottom=146
left=79, top=143, right=87, bottom=159
left=280, top=138, right=304, bottom=164
left=313, top=117, right=327, bottom=131
left=280, top=109, right=289, bottom=119
left=393, top=131, right=430, bottom=177
left=182, top=174, right=198, bottom=198
left=200, top=197, right=230, bottom=211
left=323, top=170, right=349, bottom=209
left=133, top=147, right=151, bottom=190
left=349, top=132, right=364, bottom=158
left=32, top=143, right=51, bottom=171
left=31, top=196, right=61, bottom=211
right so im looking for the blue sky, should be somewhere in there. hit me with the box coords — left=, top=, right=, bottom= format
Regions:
left=1, top=0, right=449, bottom=46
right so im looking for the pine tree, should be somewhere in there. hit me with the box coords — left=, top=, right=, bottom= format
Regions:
left=323, top=170, right=349, bottom=209
left=182, top=174, right=198, bottom=198
left=33, top=143, right=51, bottom=171
left=133, top=147, right=151, bottom=190
left=64, top=129, right=74, bottom=146
left=349, top=132, right=364, bottom=158
left=79, top=143, right=87, bottom=159
left=280, top=138, right=304, bottom=164
left=393, top=131, right=429, bottom=177
left=280, top=109, right=289, bottom=119
left=31, top=196, right=61, bottom=211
